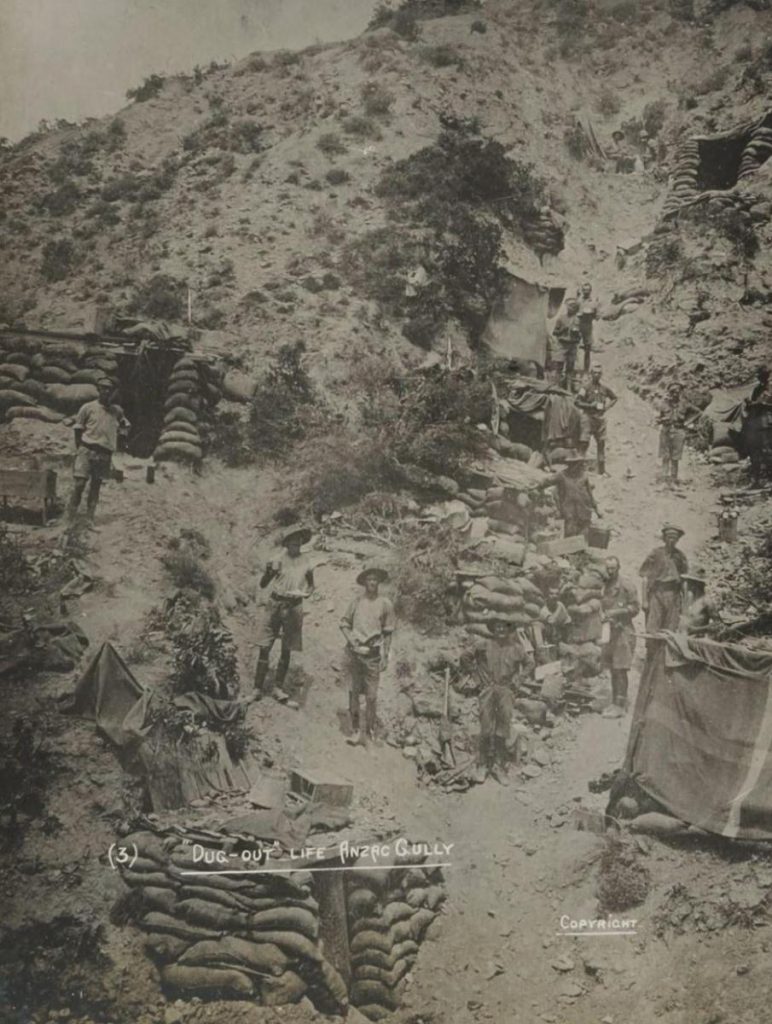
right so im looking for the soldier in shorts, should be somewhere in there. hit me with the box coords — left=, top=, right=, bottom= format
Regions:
left=340, top=566, right=395, bottom=748
left=68, top=378, right=129, bottom=526
left=253, top=525, right=315, bottom=702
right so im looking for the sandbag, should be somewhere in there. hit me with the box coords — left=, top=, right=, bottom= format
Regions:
left=123, top=831, right=170, bottom=865
left=351, top=979, right=397, bottom=1010
left=180, top=885, right=252, bottom=912
left=45, top=343, right=84, bottom=362
left=237, top=893, right=319, bottom=915
left=167, top=378, right=199, bottom=396
left=477, top=575, right=523, bottom=597
left=39, top=366, right=74, bottom=384
left=159, top=429, right=202, bottom=447
left=466, top=585, right=523, bottom=613
left=350, top=929, right=393, bottom=956
left=517, top=578, right=543, bottom=601
left=83, top=357, right=119, bottom=373
left=355, top=959, right=412, bottom=988
left=346, top=869, right=389, bottom=892
left=407, top=907, right=435, bottom=939
left=628, top=812, right=687, bottom=835
left=0, top=363, right=29, bottom=381
left=404, top=887, right=429, bottom=909
left=177, top=898, right=250, bottom=932
left=7, top=351, right=33, bottom=366
left=0, top=389, right=35, bottom=410
left=305, top=959, right=349, bottom=1013
left=164, top=393, right=200, bottom=414
left=524, top=601, right=542, bottom=618
left=161, top=418, right=200, bottom=437
left=348, top=888, right=379, bottom=920
left=179, top=937, right=288, bottom=977
left=241, top=930, right=321, bottom=962
left=401, top=868, right=430, bottom=889
left=355, top=1004, right=390, bottom=1021
left=120, top=854, right=163, bottom=875
left=172, top=357, right=198, bottom=372
left=144, top=934, right=189, bottom=964
left=163, top=406, right=198, bottom=427
left=425, top=885, right=445, bottom=910
left=7, top=406, right=64, bottom=423
left=352, top=941, right=418, bottom=972
left=154, top=441, right=203, bottom=462
left=381, top=902, right=414, bottom=928
left=260, top=970, right=307, bottom=1006
left=161, top=963, right=254, bottom=999
left=13, top=378, right=50, bottom=401
left=46, top=383, right=98, bottom=412
left=71, top=368, right=108, bottom=385
left=141, top=886, right=178, bottom=914
left=120, top=870, right=172, bottom=889
left=248, top=906, right=319, bottom=940
left=166, top=863, right=255, bottom=892
left=141, top=912, right=220, bottom=943
left=169, top=369, right=201, bottom=386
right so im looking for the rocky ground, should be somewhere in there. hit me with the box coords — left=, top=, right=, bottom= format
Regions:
left=3, top=1, right=772, bottom=1023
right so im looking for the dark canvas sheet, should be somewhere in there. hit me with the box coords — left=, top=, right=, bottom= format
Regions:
left=625, top=634, right=772, bottom=840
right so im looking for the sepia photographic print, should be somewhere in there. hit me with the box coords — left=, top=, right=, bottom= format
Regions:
left=2, top=1, right=772, bottom=1022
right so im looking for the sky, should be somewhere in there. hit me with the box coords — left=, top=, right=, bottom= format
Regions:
left=0, top=0, right=374, bottom=141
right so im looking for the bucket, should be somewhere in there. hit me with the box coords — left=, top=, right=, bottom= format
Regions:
left=717, top=511, right=738, bottom=542
left=587, top=525, right=611, bottom=549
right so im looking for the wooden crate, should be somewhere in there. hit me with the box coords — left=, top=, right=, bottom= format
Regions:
left=537, top=533, right=587, bottom=557
left=0, top=468, right=57, bottom=525
left=289, top=769, right=353, bottom=808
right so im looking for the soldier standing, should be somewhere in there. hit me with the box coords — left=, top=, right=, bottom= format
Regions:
left=656, top=381, right=700, bottom=485
left=576, top=282, right=599, bottom=373
left=639, top=524, right=688, bottom=634
left=574, top=366, right=617, bottom=475
left=601, top=555, right=640, bottom=717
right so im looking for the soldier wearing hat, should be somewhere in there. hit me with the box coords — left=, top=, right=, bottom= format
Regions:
left=474, top=618, right=532, bottom=783
left=639, top=524, right=689, bottom=634
left=537, top=452, right=599, bottom=538
left=67, top=377, right=129, bottom=525
left=340, top=565, right=395, bottom=747
left=253, top=524, right=315, bottom=701
left=656, top=381, right=700, bottom=485
left=574, top=366, right=617, bottom=475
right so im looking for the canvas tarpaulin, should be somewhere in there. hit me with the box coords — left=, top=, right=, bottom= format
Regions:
left=624, top=633, right=772, bottom=840
left=70, top=641, right=151, bottom=747
left=503, top=380, right=579, bottom=447
left=481, top=274, right=549, bottom=367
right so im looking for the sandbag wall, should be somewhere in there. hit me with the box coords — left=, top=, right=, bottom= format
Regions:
left=662, top=139, right=700, bottom=218
left=0, top=335, right=117, bottom=424
left=346, top=857, right=445, bottom=1021
left=737, top=124, right=772, bottom=182
left=156, top=355, right=221, bottom=465
left=117, top=832, right=348, bottom=1013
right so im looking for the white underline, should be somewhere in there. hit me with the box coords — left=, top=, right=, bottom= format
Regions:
left=181, top=862, right=452, bottom=876
left=556, top=931, right=637, bottom=937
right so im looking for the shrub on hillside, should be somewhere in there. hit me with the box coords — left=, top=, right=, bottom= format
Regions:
left=361, top=82, right=395, bottom=117
left=420, top=44, right=464, bottom=68
left=247, top=341, right=326, bottom=457
left=642, top=99, right=668, bottom=137
left=161, top=550, right=216, bottom=600
left=596, top=87, right=621, bottom=117
left=317, top=132, right=347, bottom=156
left=126, top=74, right=166, bottom=102
left=39, top=182, right=82, bottom=216
left=341, top=115, right=382, bottom=139
left=128, top=273, right=186, bottom=320
left=393, top=523, right=462, bottom=632
left=41, top=239, right=79, bottom=282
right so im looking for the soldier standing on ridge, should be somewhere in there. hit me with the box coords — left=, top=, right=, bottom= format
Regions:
left=474, top=618, right=532, bottom=784
left=67, top=377, right=129, bottom=527
left=551, top=297, right=583, bottom=392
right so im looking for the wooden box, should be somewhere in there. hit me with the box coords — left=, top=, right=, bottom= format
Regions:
left=290, top=769, right=353, bottom=808
left=537, top=533, right=587, bottom=557
left=0, top=468, right=57, bottom=525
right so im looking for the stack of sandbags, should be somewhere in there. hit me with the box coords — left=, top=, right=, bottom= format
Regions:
left=346, top=855, right=445, bottom=1021
left=738, top=127, right=772, bottom=182
left=460, top=572, right=544, bottom=639
left=117, top=832, right=347, bottom=1013
left=0, top=337, right=104, bottom=423
left=662, top=139, right=700, bottom=217
left=155, top=356, right=205, bottom=463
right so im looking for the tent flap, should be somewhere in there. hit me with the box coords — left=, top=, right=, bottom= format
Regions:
left=625, top=634, right=772, bottom=840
